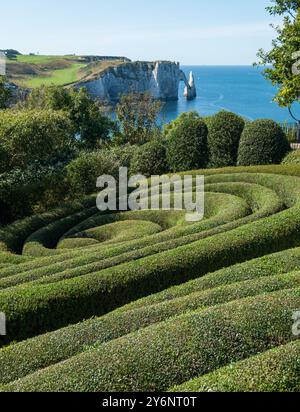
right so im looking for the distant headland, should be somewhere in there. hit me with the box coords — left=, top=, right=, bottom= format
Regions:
left=2, top=50, right=196, bottom=103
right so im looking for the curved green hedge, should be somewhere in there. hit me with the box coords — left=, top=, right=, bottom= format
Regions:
left=3, top=287, right=300, bottom=392
left=172, top=340, right=300, bottom=392
left=0, top=266, right=299, bottom=385
left=0, top=180, right=280, bottom=286
left=1, top=164, right=300, bottom=391
left=0, top=191, right=249, bottom=288
left=282, top=150, right=300, bottom=165
left=1, top=173, right=300, bottom=343
left=0, top=196, right=96, bottom=254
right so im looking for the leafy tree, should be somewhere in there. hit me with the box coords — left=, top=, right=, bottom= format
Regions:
left=0, top=76, right=11, bottom=109
left=0, top=109, right=73, bottom=169
left=21, top=85, right=114, bottom=149
left=23, top=84, right=72, bottom=111
left=68, top=88, right=114, bottom=150
left=116, top=92, right=162, bottom=145
left=256, top=0, right=300, bottom=106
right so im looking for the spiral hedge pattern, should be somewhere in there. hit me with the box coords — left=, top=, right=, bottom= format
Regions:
left=1, top=164, right=300, bottom=392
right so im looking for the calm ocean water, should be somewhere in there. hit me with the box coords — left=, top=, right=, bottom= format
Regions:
left=161, top=66, right=300, bottom=124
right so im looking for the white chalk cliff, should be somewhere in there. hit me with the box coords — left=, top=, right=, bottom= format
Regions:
left=77, top=61, right=196, bottom=103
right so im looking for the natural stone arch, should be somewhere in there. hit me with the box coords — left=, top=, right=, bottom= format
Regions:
left=179, top=70, right=197, bottom=100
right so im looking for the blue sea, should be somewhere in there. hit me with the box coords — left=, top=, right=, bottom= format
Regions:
left=161, top=66, right=300, bottom=124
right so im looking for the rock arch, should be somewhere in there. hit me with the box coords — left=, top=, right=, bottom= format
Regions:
left=180, top=70, right=197, bottom=100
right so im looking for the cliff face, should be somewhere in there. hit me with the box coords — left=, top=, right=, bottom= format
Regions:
left=77, top=61, right=195, bottom=102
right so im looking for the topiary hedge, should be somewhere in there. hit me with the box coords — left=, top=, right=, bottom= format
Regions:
left=130, top=139, right=168, bottom=177
left=0, top=264, right=300, bottom=385
left=238, top=119, right=290, bottom=166
left=207, top=111, right=245, bottom=168
left=172, top=340, right=300, bottom=392
left=1, top=181, right=280, bottom=289
left=1, top=164, right=300, bottom=391
left=1, top=173, right=300, bottom=343
left=167, top=116, right=208, bottom=172
left=282, top=150, right=300, bottom=165
left=3, top=287, right=300, bottom=392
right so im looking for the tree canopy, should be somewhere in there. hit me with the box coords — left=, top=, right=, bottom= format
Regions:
left=257, top=0, right=300, bottom=107
left=21, top=85, right=114, bottom=149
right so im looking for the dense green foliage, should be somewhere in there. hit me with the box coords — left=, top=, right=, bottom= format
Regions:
left=115, top=92, right=161, bottom=145
left=0, top=164, right=299, bottom=391
left=0, top=109, right=73, bottom=169
left=256, top=1, right=300, bottom=106
left=238, top=119, right=290, bottom=165
left=0, top=247, right=299, bottom=385
left=21, top=86, right=115, bottom=149
left=207, top=111, right=245, bottom=167
left=66, top=145, right=137, bottom=196
left=3, top=287, right=300, bottom=391
left=0, top=77, right=11, bottom=109
left=0, top=163, right=68, bottom=225
left=1, top=71, right=300, bottom=392
left=172, top=340, right=300, bottom=392
left=167, top=116, right=208, bottom=171
left=130, top=139, right=167, bottom=177
left=282, top=149, right=300, bottom=164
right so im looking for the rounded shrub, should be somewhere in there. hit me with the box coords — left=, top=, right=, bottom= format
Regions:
left=238, top=119, right=290, bottom=166
left=207, top=111, right=245, bottom=168
left=66, top=150, right=120, bottom=195
left=167, top=116, right=208, bottom=172
left=163, top=111, right=201, bottom=138
left=108, top=144, right=137, bottom=169
left=282, top=150, right=300, bottom=165
left=130, top=139, right=168, bottom=177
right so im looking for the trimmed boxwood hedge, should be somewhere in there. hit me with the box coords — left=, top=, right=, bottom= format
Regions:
left=167, top=116, right=208, bottom=172
left=130, top=139, right=168, bottom=177
left=207, top=111, right=245, bottom=168
left=3, top=287, right=300, bottom=392
left=0, top=196, right=96, bottom=254
left=0, top=191, right=250, bottom=288
left=1, top=173, right=300, bottom=343
left=1, top=164, right=300, bottom=391
left=171, top=340, right=300, bottom=392
left=238, top=119, right=290, bottom=166
left=282, top=150, right=300, bottom=165
left=0, top=266, right=300, bottom=385
left=0, top=179, right=280, bottom=286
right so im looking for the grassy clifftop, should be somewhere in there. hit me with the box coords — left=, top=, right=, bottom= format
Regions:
left=5, top=54, right=129, bottom=88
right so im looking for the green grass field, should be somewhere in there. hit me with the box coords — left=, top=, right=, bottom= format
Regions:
left=24, top=63, right=86, bottom=87
left=1, top=164, right=300, bottom=392
left=6, top=54, right=124, bottom=88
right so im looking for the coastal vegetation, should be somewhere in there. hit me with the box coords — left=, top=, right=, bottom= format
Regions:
left=0, top=0, right=300, bottom=393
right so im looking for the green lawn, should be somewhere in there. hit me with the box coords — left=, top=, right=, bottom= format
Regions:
left=7, top=55, right=124, bottom=88
left=23, top=63, right=86, bottom=87
left=16, top=55, right=76, bottom=64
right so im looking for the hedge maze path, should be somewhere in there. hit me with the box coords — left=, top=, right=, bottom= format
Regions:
left=1, top=165, right=300, bottom=391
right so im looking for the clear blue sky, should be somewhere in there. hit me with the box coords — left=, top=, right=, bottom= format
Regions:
left=0, top=0, right=282, bottom=64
